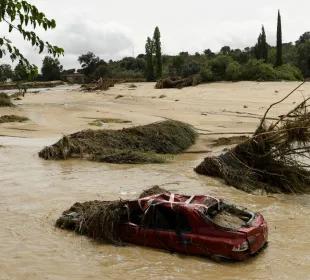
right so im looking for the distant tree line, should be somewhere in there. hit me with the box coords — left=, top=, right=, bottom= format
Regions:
left=2, top=10, right=310, bottom=83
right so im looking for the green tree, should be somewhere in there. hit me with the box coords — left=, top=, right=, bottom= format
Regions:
left=172, top=55, right=185, bottom=76
left=0, top=0, right=64, bottom=69
left=295, top=32, right=310, bottom=46
left=78, top=52, right=105, bottom=76
left=275, top=10, right=283, bottom=67
left=203, top=49, right=215, bottom=58
left=61, top=69, right=75, bottom=75
left=261, top=26, right=268, bottom=61
left=13, top=60, right=37, bottom=81
left=41, top=56, right=63, bottom=81
left=255, top=26, right=268, bottom=61
left=180, top=60, right=200, bottom=77
left=145, top=37, right=154, bottom=81
left=220, top=46, right=231, bottom=55
left=0, top=64, right=13, bottom=81
left=297, top=41, right=310, bottom=76
left=210, top=55, right=232, bottom=80
left=153, top=26, right=162, bottom=79
left=225, top=61, right=242, bottom=81
left=94, top=64, right=109, bottom=79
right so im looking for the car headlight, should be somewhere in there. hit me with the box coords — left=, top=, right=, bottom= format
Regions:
left=232, top=241, right=249, bottom=252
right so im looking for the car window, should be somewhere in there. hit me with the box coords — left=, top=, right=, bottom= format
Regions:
left=143, top=205, right=192, bottom=233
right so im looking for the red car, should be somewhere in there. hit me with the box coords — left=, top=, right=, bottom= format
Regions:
left=117, top=192, right=268, bottom=261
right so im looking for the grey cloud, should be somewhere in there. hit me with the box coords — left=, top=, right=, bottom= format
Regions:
left=53, top=21, right=134, bottom=58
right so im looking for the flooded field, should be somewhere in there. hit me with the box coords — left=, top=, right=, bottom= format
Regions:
left=1, top=82, right=310, bottom=279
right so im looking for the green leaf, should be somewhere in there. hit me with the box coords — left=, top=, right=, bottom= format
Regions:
left=9, top=25, right=13, bottom=32
left=39, top=41, right=44, bottom=53
left=7, top=43, right=12, bottom=53
left=19, top=14, right=24, bottom=25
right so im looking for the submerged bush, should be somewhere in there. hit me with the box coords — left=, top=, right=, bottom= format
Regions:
left=39, top=120, right=197, bottom=164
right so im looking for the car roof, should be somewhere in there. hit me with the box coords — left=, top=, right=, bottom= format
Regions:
left=129, top=193, right=220, bottom=212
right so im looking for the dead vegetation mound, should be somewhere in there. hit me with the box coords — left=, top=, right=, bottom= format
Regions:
left=138, top=185, right=170, bottom=198
left=0, top=93, right=14, bottom=107
left=39, top=120, right=197, bottom=164
left=195, top=80, right=310, bottom=194
left=81, top=78, right=115, bottom=91
left=0, top=115, right=29, bottom=123
left=155, top=75, right=200, bottom=89
left=55, top=186, right=169, bottom=244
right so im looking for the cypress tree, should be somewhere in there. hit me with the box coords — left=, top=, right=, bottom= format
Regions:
left=254, top=25, right=268, bottom=61
left=261, top=26, right=268, bottom=61
left=153, top=26, right=162, bottom=79
left=275, top=10, right=283, bottom=67
left=255, top=33, right=262, bottom=60
left=145, top=37, right=154, bottom=82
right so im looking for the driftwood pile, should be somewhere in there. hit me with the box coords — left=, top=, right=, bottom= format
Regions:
left=81, top=78, right=115, bottom=92
left=195, top=80, right=310, bottom=194
left=155, top=76, right=200, bottom=89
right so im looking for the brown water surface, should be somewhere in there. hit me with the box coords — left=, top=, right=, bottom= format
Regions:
left=1, top=138, right=310, bottom=280
left=2, top=82, right=310, bottom=279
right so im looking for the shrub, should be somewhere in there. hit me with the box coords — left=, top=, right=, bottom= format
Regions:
left=225, top=61, right=242, bottom=81
left=242, top=59, right=278, bottom=81
left=210, top=55, right=232, bottom=80
left=94, top=64, right=110, bottom=79
left=275, top=64, right=303, bottom=81
left=200, top=67, right=213, bottom=82
left=180, top=60, right=200, bottom=78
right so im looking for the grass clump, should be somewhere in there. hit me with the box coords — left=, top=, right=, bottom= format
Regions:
left=0, top=115, right=29, bottom=123
left=88, top=118, right=131, bottom=126
left=39, top=120, right=197, bottom=164
left=0, top=92, right=14, bottom=107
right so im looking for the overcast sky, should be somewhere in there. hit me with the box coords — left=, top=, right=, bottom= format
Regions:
left=0, top=0, right=309, bottom=70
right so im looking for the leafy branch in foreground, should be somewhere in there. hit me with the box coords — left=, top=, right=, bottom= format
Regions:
left=0, top=0, right=64, bottom=68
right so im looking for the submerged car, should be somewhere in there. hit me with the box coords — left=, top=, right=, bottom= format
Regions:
left=117, top=192, right=268, bottom=261
left=57, top=191, right=268, bottom=261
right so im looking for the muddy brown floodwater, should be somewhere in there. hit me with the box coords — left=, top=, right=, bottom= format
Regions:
left=1, top=139, right=310, bottom=280
left=1, top=82, right=310, bottom=279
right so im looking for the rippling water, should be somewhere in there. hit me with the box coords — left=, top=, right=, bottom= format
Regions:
left=1, top=138, right=310, bottom=280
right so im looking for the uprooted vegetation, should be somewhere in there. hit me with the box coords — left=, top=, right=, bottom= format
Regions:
left=55, top=186, right=170, bottom=245
left=155, top=75, right=200, bottom=89
left=39, top=120, right=197, bottom=164
left=81, top=78, right=115, bottom=91
left=0, top=93, right=14, bottom=107
left=0, top=115, right=29, bottom=123
left=195, top=80, right=310, bottom=194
